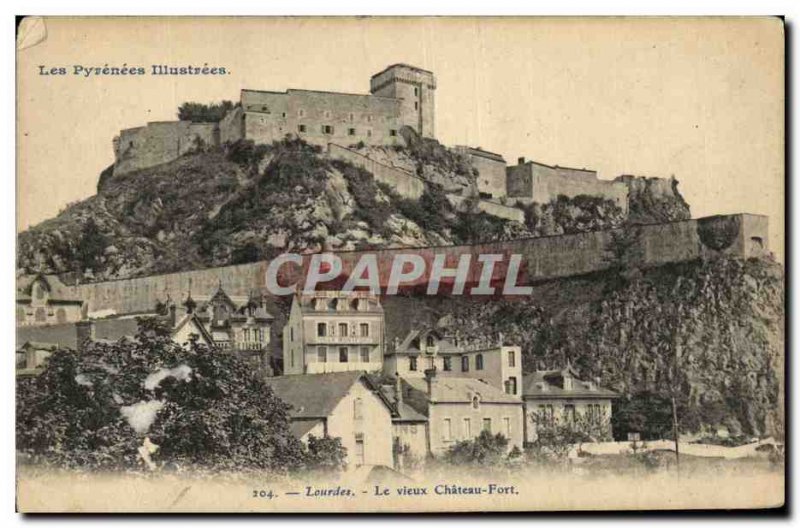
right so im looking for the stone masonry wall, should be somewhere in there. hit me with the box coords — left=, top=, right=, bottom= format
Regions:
left=113, top=121, right=218, bottom=176
left=327, top=143, right=425, bottom=199
left=64, top=214, right=769, bottom=315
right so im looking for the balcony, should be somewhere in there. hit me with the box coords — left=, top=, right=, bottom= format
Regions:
left=213, top=340, right=268, bottom=351
left=306, top=361, right=383, bottom=374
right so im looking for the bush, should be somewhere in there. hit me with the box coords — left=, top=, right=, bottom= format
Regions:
left=16, top=318, right=307, bottom=473
left=443, top=430, right=509, bottom=466
left=178, top=100, right=236, bottom=123
left=304, top=435, right=347, bottom=473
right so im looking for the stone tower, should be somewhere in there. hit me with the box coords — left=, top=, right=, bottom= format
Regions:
left=370, top=64, right=436, bottom=139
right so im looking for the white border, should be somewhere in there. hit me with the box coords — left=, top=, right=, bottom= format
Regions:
left=3, top=1, right=795, bottom=526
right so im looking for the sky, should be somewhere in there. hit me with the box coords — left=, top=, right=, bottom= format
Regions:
left=17, top=17, right=784, bottom=259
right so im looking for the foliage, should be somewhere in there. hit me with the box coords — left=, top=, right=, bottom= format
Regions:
left=224, top=139, right=271, bottom=170
left=393, top=438, right=422, bottom=471
left=304, top=435, right=348, bottom=473
left=526, top=409, right=612, bottom=462
left=443, top=430, right=509, bottom=466
left=333, top=160, right=393, bottom=235
left=394, top=183, right=454, bottom=234
left=603, top=225, right=645, bottom=289
left=75, top=218, right=108, bottom=273
left=177, top=100, right=236, bottom=123
left=519, top=194, right=626, bottom=236
left=16, top=318, right=307, bottom=473
left=451, top=194, right=521, bottom=244
left=611, top=392, right=674, bottom=441
left=402, top=135, right=474, bottom=178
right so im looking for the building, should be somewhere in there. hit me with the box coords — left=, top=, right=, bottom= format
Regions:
left=379, top=377, right=429, bottom=470
left=384, top=327, right=522, bottom=397
left=453, top=146, right=507, bottom=199
left=282, top=291, right=385, bottom=375
left=522, top=365, right=619, bottom=443
left=16, top=341, right=59, bottom=377
left=16, top=274, right=84, bottom=327
left=506, top=157, right=629, bottom=213
left=163, top=284, right=274, bottom=371
left=400, top=369, right=524, bottom=456
left=264, top=371, right=396, bottom=468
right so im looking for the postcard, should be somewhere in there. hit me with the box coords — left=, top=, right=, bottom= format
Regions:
left=15, top=16, right=785, bottom=513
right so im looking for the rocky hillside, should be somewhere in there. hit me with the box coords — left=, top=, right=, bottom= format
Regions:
left=17, top=138, right=530, bottom=280
left=384, top=255, right=784, bottom=439
left=617, top=174, right=692, bottom=224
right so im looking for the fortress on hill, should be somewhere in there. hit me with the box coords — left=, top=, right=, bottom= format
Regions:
left=111, top=64, right=629, bottom=218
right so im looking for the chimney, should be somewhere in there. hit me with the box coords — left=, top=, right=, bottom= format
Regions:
left=395, top=373, right=403, bottom=407
left=76, top=320, right=95, bottom=353
left=517, top=157, right=525, bottom=165
left=424, top=367, right=437, bottom=397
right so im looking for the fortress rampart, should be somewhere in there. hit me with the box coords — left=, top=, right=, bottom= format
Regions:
left=65, top=213, right=768, bottom=315
left=113, top=121, right=218, bottom=176
left=327, top=143, right=425, bottom=199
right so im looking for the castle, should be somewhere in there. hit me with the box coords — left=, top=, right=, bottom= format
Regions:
left=111, top=63, right=631, bottom=218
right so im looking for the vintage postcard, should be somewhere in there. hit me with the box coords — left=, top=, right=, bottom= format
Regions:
left=15, top=16, right=785, bottom=513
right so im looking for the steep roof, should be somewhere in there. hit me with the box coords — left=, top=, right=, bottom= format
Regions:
left=404, top=376, right=521, bottom=405
left=264, top=371, right=395, bottom=419
left=378, top=384, right=428, bottom=423
left=522, top=370, right=619, bottom=400
left=294, top=291, right=383, bottom=315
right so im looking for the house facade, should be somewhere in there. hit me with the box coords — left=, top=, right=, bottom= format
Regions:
left=282, top=291, right=385, bottom=375
left=522, top=365, right=618, bottom=443
left=265, top=371, right=395, bottom=468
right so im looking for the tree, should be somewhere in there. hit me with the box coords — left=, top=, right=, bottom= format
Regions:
left=304, top=435, right=347, bottom=473
left=526, top=407, right=612, bottom=463
left=16, top=318, right=307, bottom=473
left=443, top=430, right=509, bottom=467
left=177, top=101, right=236, bottom=123
left=75, top=218, right=108, bottom=273
left=603, top=225, right=644, bottom=289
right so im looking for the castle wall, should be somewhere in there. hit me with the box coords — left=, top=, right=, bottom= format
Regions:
left=446, top=194, right=525, bottom=223
left=113, top=121, right=218, bottom=176
left=454, top=147, right=507, bottom=199
left=219, top=106, right=245, bottom=144
left=327, top=143, right=425, bottom=199
left=507, top=161, right=629, bottom=213
left=240, top=89, right=406, bottom=148
left=63, top=214, right=768, bottom=315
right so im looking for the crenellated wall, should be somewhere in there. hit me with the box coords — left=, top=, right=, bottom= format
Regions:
left=60, top=213, right=769, bottom=315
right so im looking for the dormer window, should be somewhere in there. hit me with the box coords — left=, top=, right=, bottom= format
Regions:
left=426, top=336, right=435, bottom=347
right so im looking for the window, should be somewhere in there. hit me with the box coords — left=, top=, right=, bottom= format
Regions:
left=476, top=354, right=484, bottom=370
left=538, top=404, right=554, bottom=425
left=338, top=323, right=348, bottom=337
left=317, top=322, right=327, bottom=337
left=463, top=418, right=471, bottom=439
left=564, top=404, right=576, bottom=424
left=367, top=114, right=373, bottom=122
left=348, top=112, right=354, bottom=122
left=414, top=87, right=419, bottom=96
left=482, top=418, right=492, bottom=433
left=443, top=357, right=452, bottom=371
left=507, top=377, right=517, bottom=395
left=56, top=308, right=67, bottom=324
left=360, top=346, right=370, bottom=363
left=472, top=396, right=480, bottom=409
left=35, top=308, right=45, bottom=322
left=297, top=124, right=306, bottom=133
left=324, top=110, right=331, bottom=118
left=414, top=101, right=418, bottom=110
left=281, top=112, right=287, bottom=118
left=409, top=356, right=418, bottom=371
left=461, top=356, right=469, bottom=372
left=508, top=350, right=516, bottom=367
left=354, top=434, right=365, bottom=466
left=366, top=129, right=372, bottom=137
left=298, top=109, right=305, bottom=117
left=359, top=323, right=369, bottom=337
left=426, top=335, right=435, bottom=347
left=322, top=125, right=334, bottom=135
left=244, top=328, right=251, bottom=341
left=354, top=398, right=363, bottom=420
left=389, top=129, right=397, bottom=137
left=318, top=346, right=327, bottom=363
left=504, top=417, right=511, bottom=437
left=443, top=418, right=452, bottom=441
left=348, top=128, right=356, bottom=136
left=339, top=347, right=349, bottom=363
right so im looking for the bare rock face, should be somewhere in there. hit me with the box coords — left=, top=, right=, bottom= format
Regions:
left=616, top=175, right=691, bottom=224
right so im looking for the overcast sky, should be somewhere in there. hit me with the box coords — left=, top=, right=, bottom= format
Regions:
left=17, top=17, right=784, bottom=259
